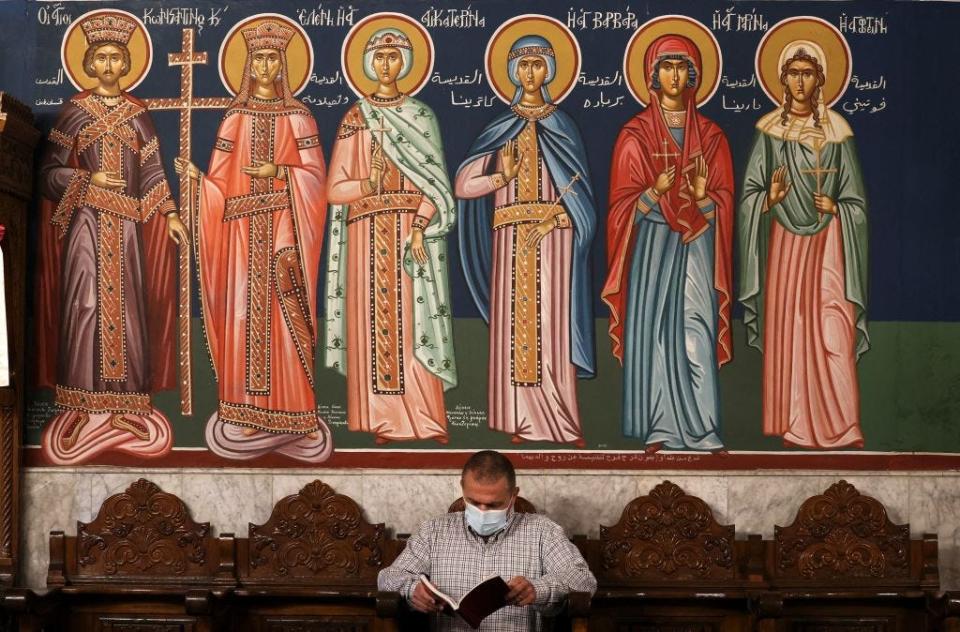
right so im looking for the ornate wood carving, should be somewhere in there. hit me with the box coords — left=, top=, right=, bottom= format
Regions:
left=75, top=479, right=212, bottom=577
left=599, top=481, right=734, bottom=582
left=98, top=619, right=195, bottom=632
left=774, top=480, right=910, bottom=581
left=263, top=619, right=370, bottom=631
left=792, top=623, right=890, bottom=632
left=613, top=625, right=718, bottom=632
left=0, top=92, right=39, bottom=587
left=447, top=496, right=537, bottom=514
left=245, top=480, right=385, bottom=582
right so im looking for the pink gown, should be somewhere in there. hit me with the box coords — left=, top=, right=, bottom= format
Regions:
left=456, top=119, right=582, bottom=445
left=327, top=101, right=448, bottom=442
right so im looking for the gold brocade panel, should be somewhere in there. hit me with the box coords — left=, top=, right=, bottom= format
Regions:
left=510, top=120, right=542, bottom=386
left=245, top=113, right=276, bottom=395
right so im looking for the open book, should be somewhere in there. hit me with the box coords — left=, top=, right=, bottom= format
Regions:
left=419, top=574, right=510, bottom=629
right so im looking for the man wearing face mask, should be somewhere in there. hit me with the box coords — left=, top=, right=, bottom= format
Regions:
left=378, top=450, right=596, bottom=630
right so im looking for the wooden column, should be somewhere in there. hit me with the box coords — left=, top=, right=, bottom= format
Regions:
left=0, top=92, right=40, bottom=586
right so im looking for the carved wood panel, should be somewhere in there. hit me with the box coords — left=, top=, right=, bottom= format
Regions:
left=789, top=622, right=891, bottom=632
left=262, top=618, right=370, bottom=632
left=775, top=481, right=910, bottom=581
left=614, top=623, right=718, bottom=632
left=246, top=480, right=384, bottom=581
left=96, top=618, right=195, bottom=632
left=76, top=479, right=213, bottom=577
left=600, top=481, right=735, bottom=582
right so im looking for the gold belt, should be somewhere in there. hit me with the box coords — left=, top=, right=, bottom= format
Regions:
left=84, top=186, right=142, bottom=223
left=347, top=191, right=422, bottom=224
left=223, top=191, right=288, bottom=222
left=492, top=202, right=558, bottom=230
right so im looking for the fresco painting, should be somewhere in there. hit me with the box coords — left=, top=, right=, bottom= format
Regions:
left=18, top=0, right=960, bottom=468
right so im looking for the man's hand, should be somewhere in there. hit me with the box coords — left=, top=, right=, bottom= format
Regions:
left=165, top=212, right=190, bottom=246
left=411, top=580, right=443, bottom=613
left=91, top=171, right=126, bottom=190
left=505, top=576, right=536, bottom=607
left=174, top=158, right=201, bottom=180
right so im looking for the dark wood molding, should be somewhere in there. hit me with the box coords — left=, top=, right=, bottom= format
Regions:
left=0, top=92, right=38, bottom=587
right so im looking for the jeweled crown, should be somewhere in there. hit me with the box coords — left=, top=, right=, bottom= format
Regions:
left=364, top=31, right=412, bottom=53
left=242, top=20, right=295, bottom=52
left=80, top=13, right=136, bottom=46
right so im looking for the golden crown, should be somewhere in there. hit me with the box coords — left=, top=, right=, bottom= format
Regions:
left=242, top=20, right=296, bottom=52
left=80, top=13, right=137, bottom=46
left=364, top=31, right=412, bottom=53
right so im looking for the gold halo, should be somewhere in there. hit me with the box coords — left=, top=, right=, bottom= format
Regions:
left=756, top=16, right=852, bottom=107
left=341, top=12, right=433, bottom=98
left=61, top=9, right=152, bottom=93
left=219, top=13, right=313, bottom=96
left=485, top=14, right=581, bottom=105
left=623, top=15, right=721, bottom=107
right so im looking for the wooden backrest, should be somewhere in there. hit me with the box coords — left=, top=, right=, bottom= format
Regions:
left=771, top=479, right=938, bottom=589
left=237, top=480, right=396, bottom=587
left=48, top=478, right=234, bottom=589
left=592, top=480, right=742, bottom=585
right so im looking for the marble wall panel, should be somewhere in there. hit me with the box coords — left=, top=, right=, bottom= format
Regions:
left=17, top=468, right=960, bottom=592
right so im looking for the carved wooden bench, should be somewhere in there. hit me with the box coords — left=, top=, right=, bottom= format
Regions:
left=40, top=478, right=236, bottom=631
left=755, top=479, right=946, bottom=632
left=576, top=480, right=763, bottom=632
left=230, top=479, right=402, bottom=632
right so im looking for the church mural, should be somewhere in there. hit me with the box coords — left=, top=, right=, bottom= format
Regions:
left=11, top=0, right=960, bottom=469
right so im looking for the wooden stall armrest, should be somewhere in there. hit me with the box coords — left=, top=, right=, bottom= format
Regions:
left=933, top=590, right=960, bottom=632
left=46, top=530, right=65, bottom=588
left=3, top=586, right=61, bottom=632
left=375, top=590, right=401, bottom=618
left=922, top=532, right=940, bottom=585
left=566, top=591, right=591, bottom=632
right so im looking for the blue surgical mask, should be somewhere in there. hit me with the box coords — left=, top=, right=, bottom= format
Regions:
left=463, top=499, right=512, bottom=536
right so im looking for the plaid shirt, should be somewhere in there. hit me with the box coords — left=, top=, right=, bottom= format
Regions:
left=378, top=511, right=596, bottom=631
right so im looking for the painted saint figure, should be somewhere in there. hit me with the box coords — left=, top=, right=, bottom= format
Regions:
left=601, top=33, right=734, bottom=452
left=325, top=25, right=457, bottom=444
left=739, top=36, right=868, bottom=449
left=177, top=18, right=332, bottom=462
left=457, top=33, right=597, bottom=447
left=35, top=11, right=186, bottom=464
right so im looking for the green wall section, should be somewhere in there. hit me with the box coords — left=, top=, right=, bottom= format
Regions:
left=25, top=319, right=960, bottom=452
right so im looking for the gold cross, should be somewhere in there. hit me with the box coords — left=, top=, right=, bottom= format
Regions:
left=651, top=138, right=681, bottom=171
left=144, top=28, right=233, bottom=416
left=369, top=115, right=391, bottom=196
left=800, top=139, right=837, bottom=196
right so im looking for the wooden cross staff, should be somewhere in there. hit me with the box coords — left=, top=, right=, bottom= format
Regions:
left=652, top=138, right=680, bottom=171
left=145, top=28, right=232, bottom=415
